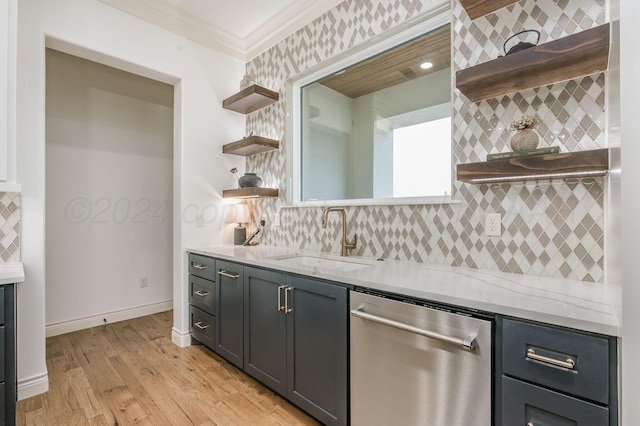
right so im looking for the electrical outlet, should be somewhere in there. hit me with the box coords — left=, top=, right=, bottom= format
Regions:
left=195, top=214, right=204, bottom=228
left=485, top=213, right=502, bottom=237
left=140, top=277, right=148, bottom=288
left=273, top=213, right=281, bottom=227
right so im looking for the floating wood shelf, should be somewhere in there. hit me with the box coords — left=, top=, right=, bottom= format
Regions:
left=222, top=135, right=279, bottom=156
left=456, top=148, right=609, bottom=184
left=222, top=187, right=279, bottom=199
left=459, top=0, right=519, bottom=20
left=456, top=23, right=610, bottom=102
left=222, top=84, right=279, bottom=114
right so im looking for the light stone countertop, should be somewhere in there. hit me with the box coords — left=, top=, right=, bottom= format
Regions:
left=0, top=262, right=24, bottom=285
left=187, top=245, right=620, bottom=336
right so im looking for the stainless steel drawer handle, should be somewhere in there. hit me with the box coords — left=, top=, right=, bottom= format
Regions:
left=285, top=287, right=293, bottom=314
left=194, top=321, right=210, bottom=330
left=218, top=270, right=239, bottom=279
left=277, top=285, right=286, bottom=312
left=350, top=306, right=477, bottom=351
left=192, top=263, right=208, bottom=270
left=526, top=348, right=575, bottom=369
left=194, top=290, right=209, bottom=297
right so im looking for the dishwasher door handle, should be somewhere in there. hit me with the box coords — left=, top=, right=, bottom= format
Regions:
left=351, top=306, right=477, bottom=351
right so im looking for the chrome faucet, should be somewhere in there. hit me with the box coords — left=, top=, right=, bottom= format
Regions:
left=321, top=207, right=357, bottom=256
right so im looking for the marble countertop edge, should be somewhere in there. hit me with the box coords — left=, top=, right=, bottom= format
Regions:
left=187, top=245, right=620, bottom=336
left=0, top=262, right=25, bottom=285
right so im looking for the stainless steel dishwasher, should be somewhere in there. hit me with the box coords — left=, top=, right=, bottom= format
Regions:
left=350, top=290, right=493, bottom=426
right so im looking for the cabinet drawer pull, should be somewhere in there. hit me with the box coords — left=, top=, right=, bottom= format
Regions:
left=277, top=285, right=286, bottom=312
left=218, top=270, right=240, bottom=279
left=527, top=348, right=575, bottom=369
left=194, top=290, right=209, bottom=297
left=194, top=321, right=210, bottom=330
left=192, top=263, right=209, bottom=270
left=527, top=423, right=534, bottom=426
left=285, top=287, right=293, bottom=314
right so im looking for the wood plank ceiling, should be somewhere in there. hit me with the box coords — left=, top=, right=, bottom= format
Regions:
left=318, top=25, right=451, bottom=99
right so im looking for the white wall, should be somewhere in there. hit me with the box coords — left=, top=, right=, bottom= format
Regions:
left=620, top=0, right=640, bottom=423
left=16, top=0, right=245, bottom=399
left=0, top=0, right=17, bottom=184
left=45, top=49, right=173, bottom=334
left=0, top=0, right=8, bottom=182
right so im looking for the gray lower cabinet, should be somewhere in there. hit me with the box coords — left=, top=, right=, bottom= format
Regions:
left=215, top=260, right=244, bottom=369
left=0, top=284, right=16, bottom=425
left=498, top=317, right=617, bottom=426
left=243, top=267, right=349, bottom=426
left=502, top=376, right=609, bottom=425
left=243, top=267, right=287, bottom=394
left=285, top=275, right=348, bottom=426
left=189, top=255, right=216, bottom=349
left=188, top=256, right=349, bottom=425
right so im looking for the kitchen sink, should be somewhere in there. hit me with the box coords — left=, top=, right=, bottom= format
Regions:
left=272, top=254, right=376, bottom=272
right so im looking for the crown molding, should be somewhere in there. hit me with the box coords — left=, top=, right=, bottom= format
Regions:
left=244, top=0, right=346, bottom=60
left=97, top=0, right=245, bottom=59
left=98, top=0, right=346, bottom=62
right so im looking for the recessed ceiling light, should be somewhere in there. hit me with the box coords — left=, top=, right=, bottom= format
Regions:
left=420, top=61, right=433, bottom=70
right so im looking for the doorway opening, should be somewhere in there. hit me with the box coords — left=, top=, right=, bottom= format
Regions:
left=45, top=49, right=175, bottom=336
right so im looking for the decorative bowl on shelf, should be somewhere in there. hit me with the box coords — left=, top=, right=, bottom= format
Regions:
left=238, top=173, right=263, bottom=188
left=509, top=115, right=541, bottom=152
left=510, top=129, right=539, bottom=151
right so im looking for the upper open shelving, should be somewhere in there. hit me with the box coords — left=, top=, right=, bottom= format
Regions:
left=456, top=23, right=610, bottom=102
left=222, top=135, right=279, bottom=156
left=222, top=187, right=279, bottom=199
left=459, top=0, right=519, bottom=20
left=456, top=148, right=609, bottom=184
left=222, top=84, right=279, bottom=114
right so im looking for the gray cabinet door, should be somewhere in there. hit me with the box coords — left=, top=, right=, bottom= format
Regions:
left=0, top=284, right=14, bottom=425
left=215, top=260, right=244, bottom=368
left=286, top=276, right=348, bottom=426
left=243, top=267, right=287, bottom=394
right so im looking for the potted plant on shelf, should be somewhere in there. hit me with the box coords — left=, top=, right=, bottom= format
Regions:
left=509, top=115, right=541, bottom=151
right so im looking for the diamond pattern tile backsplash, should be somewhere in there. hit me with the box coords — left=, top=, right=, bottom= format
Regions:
left=0, top=192, right=21, bottom=263
left=243, top=0, right=609, bottom=282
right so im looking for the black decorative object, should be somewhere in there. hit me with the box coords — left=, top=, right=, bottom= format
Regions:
left=238, top=173, right=263, bottom=188
left=502, top=29, right=540, bottom=56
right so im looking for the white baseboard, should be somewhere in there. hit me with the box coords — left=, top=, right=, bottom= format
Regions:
left=45, top=300, right=173, bottom=337
left=18, top=371, right=49, bottom=400
left=172, top=327, right=192, bottom=348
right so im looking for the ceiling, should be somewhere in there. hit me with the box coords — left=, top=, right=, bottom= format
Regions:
left=97, top=0, right=346, bottom=61
left=319, top=26, right=451, bottom=98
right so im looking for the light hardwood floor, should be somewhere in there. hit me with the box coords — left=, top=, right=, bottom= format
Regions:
left=16, top=311, right=320, bottom=425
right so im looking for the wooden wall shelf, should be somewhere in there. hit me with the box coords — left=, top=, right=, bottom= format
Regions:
left=222, top=136, right=279, bottom=156
left=456, top=23, right=610, bottom=102
left=222, top=84, right=279, bottom=114
left=456, top=148, right=609, bottom=183
left=459, top=0, right=518, bottom=20
left=222, top=187, right=279, bottom=199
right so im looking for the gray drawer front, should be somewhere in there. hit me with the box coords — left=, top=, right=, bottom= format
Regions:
left=216, top=260, right=242, bottom=281
left=189, top=275, right=216, bottom=314
left=502, top=376, right=609, bottom=425
left=190, top=305, right=215, bottom=349
left=189, top=254, right=217, bottom=282
left=503, top=318, right=609, bottom=404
